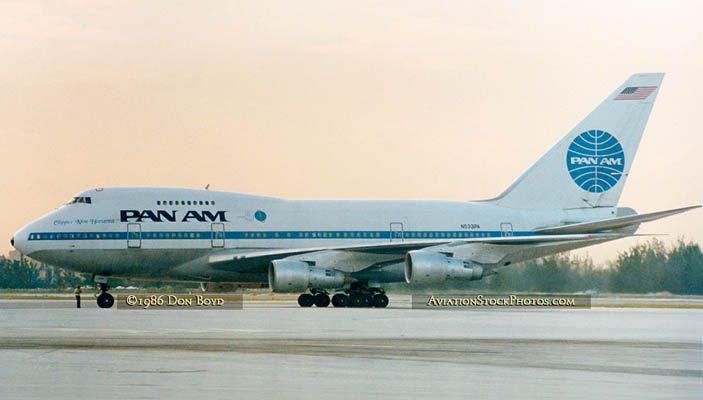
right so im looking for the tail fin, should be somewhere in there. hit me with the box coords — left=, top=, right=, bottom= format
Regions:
left=489, top=73, right=664, bottom=211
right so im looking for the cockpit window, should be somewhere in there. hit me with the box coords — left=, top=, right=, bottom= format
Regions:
left=68, top=196, right=92, bottom=205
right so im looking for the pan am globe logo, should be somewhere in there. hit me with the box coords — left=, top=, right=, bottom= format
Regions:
left=566, top=130, right=625, bottom=193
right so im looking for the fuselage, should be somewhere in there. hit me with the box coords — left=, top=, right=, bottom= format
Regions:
left=7, top=74, right=676, bottom=310
left=12, top=187, right=616, bottom=282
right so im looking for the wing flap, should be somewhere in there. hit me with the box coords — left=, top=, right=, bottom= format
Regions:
left=534, top=205, right=701, bottom=234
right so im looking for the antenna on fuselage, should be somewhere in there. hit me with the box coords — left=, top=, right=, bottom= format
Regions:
left=205, top=184, right=210, bottom=190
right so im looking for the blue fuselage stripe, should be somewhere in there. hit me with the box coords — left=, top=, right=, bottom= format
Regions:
left=27, top=230, right=536, bottom=241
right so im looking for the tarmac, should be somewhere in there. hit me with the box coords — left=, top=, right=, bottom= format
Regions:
left=0, top=295, right=701, bottom=399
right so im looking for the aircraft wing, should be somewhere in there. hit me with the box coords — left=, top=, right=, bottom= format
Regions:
left=207, top=233, right=624, bottom=273
left=206, top=205, right=699, bottom=274
left=534, top=205, right=701, bottom=235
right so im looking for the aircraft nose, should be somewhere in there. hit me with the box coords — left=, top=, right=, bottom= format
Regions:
left=11, top=227, right=30, bottom=255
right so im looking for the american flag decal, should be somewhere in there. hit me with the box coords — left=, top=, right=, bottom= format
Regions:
left=614, top=86, right=657, bottom=101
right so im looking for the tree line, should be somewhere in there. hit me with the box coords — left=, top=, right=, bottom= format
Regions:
left=1, top=238, right=702, bottom=294
left=398, top=238, right=703, bottom=294
left=0, top=258, right=197, bottom=291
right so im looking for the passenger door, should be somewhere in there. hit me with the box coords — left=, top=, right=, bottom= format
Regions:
left=390, top=222, right=404, bottom=242
left=127, top=223, right=141, bottom=248
left=211, top=223, right=225, bottom=248
left=501, top=222, right=514, bottom=237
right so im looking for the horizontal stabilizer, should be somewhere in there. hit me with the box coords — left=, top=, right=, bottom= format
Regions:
left=534, top=205, right=701, bottom=234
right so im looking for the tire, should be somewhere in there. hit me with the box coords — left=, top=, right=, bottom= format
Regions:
left=314, top=293, right=330, bottom=307
left=361, top=295, right=374, bottom=307
left=297, top=293, right=314, bottom=307
left=350, top=295, right=364, bottom=307
left=331, top=294, right=349, bottom=308
left=373, top=294, right=389, bottom=308
left=97, top=293, right=114, bottom=309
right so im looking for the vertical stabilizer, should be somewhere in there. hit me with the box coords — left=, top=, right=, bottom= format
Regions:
left=489, top=73, right=664, bottom=211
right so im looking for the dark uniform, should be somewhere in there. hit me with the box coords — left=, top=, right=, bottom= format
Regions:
left=74, top=286, right=82, bottom=308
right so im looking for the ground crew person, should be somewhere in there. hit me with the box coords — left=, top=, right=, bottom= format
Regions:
left=74, top=286, right=82, bottom=308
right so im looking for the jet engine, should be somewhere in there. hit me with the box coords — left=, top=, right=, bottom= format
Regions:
left=404, top=250, right=483, bottom=284
left=268, top=260, right=345, bottom=293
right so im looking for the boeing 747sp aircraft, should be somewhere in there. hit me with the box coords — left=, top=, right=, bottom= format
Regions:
left=10, top=73, right=700, bottom=308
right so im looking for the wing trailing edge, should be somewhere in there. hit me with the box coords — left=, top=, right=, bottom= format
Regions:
left=534, top=205, right=701, bottom=235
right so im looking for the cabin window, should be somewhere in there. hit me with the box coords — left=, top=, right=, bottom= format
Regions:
left=68, top=196, right=92, bottom=204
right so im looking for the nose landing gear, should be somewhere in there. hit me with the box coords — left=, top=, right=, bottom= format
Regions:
left=95, top=282, right=114, bottom=309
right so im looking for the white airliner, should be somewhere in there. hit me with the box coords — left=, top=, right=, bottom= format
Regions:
left=10, top=73, right=700, bottom=308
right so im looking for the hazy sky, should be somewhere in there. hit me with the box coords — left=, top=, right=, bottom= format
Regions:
left=1, top=1, right=701, bottom=262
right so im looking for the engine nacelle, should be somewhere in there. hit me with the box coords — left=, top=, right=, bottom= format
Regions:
left=268, top=260, right=345, bottom=293
left=404, top=250, right=483, bottom=284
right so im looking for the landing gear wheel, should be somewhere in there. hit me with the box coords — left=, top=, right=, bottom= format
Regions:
left=373, top=294, right=389, bottom=308
left=314, top=293, right=330, bottom=307
left=350, top=294, right=374, bottom=307
left=331, top=294, right=349, bottom=308
left=297, top=293, right=314, bottom=307
left=350, top=295, right=364, bottom=307
left=97, top=293, right=114, bottom=309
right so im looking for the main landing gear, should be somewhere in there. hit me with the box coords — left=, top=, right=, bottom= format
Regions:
left=297, top=289, right=331, bottom=308
left=296, top=283, right=389, bottom=308
left=96, top=282, right=115, bottom=309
